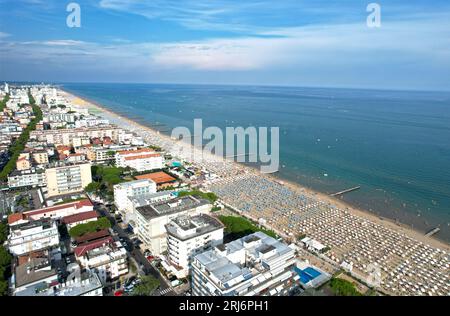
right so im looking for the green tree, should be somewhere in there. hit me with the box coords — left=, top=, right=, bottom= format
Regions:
left=218, top=215, right=277, bottom=240
left=131, top=276, right=160, bottom=296
left=0, top=223, right=8, bottom=244
left=0, top=279, right=8, bottom=296
left=178, top=190, right=218, bottom=203
left=0, top=246, right=12, bottom=267
left=85, top=182, right=101, bottom=194
left=328, top=278, right=362, bottom=296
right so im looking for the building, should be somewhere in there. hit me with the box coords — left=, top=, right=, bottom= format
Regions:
left=74, top=237, right=128, bottom=282
left=120, top=191, right=175, bottom=230
left=45, top=162, right=92, bottom=197
left=135, top=196, right=212, bottom=255
left=62, top=211, right=99, bottom=230
left=135, top=171, right=178, bottom=190
left=14, top=261, right=103, bottom=296
left=30, top=126, right=123, bottom=146
left=7, top=220, right=60, bottom=256
left=115, top=148, right=164, bottom=172
left=8, top=168, right=46, bottom=188
left=113, top=179, right=157, bottom=215
left=191, top=232, right=297, bottom=296
left=165, top=214, right=224, bottom=278
left=8, top=199, right=94, bottom=225
left=16, top=156, right=31, bottom=171
left=31, top=150, right=49, bottom=165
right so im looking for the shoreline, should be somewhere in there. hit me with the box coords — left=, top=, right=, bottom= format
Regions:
left=61, top=89, right=449, bottom=251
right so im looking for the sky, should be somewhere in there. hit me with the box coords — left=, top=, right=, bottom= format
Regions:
left=0, top=0, right=449, bottom=91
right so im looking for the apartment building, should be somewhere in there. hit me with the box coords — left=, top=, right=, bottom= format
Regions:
left=74, top=237, right=128, bottom=282
left=191, top=232, right=297, bottom=296
left=8, top=168, right=47, bottom=188
left=165, top=214, right=224, bottom=278
left=30, top=126, right=123, bottom=146
left=135, top=195, right=212, bottom=255
left=45, top=162, right=92, bottom=197
left=7, top=220, right=60, bottom=256
left=113, top=179, right=157, bottom=215
left=115, top=148, right=164, bottom=172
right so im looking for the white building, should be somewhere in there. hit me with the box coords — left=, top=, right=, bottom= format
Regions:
left=14, top=261, right=103, bottom=296
left=165, top=214, right=224, bottom=278
left=113, top=179, right=157, bottom=214
left=191, top=232, right=297, bottom=296
left=115, top=148, right=164, bottom=172
left=8, top=168, right=47, bottom=189
left=45, top=161, right=92, bottom=197
left=74, top=237, right=128, bottom=282
left=135, top=196, right=212, bottom=255
left=7, top=220, right=60, bottom=256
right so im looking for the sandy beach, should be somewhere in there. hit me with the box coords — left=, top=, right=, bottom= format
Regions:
left=63, top=89, right=449, bottom=251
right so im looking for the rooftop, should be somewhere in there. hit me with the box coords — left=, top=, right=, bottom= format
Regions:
left=15, top=257, right=57, bottom=288
left=135, top=171, right=176, bottom=184
left=166, top=214, right=224, bottom=241
left=194, top=232, right=294, bottom=288
left=136, top=195, right=210, bottom=220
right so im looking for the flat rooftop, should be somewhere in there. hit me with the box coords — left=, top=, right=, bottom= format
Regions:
left=165, top=214, right=224, bottom=241
left=194, top=232, right=294, bottom=288
left=136, top=195, right=210, bottom=220
left=15, top=257, right=57, bottom=288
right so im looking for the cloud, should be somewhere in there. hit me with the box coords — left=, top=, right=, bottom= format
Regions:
left=0, top=32, right=10, bottom=39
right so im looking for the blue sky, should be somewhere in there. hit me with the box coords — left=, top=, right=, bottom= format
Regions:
left=1, top=0, right=450, bottom=90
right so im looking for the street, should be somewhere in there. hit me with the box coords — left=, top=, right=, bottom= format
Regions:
left=95, top=202, right=176, bottom=296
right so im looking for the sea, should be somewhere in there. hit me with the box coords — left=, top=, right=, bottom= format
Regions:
left=62, top=83, right=450, bottom=243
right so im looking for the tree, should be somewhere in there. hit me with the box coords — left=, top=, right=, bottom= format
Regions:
left=218, top=215, right=277, bottom=240
left=328, top=278, right=362, bottom=296
left=131, top=276, right=160, bottom=296
left=0, top=246, right=12, bottom=267
left=0, top=223, right=8, bottom=244
left=0, top=280, right=8, bottom=296
left=85, top=182, right=101, bottom=194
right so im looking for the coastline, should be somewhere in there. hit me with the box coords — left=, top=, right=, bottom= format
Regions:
left=61, top=89, right=450, bottom=251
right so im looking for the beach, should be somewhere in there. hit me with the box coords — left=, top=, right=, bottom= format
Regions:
left=63, top=89, right=450, bottom=295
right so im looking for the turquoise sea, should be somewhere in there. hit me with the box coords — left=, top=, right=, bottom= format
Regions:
left=63, top=83, right=450, bottom=243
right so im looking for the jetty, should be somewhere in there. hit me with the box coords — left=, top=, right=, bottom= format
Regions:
left=330, top=186, right=361, bottom=197
left=425, top=227, right=440, bottom=237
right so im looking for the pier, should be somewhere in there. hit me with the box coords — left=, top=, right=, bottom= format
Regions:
left=425, top=227, right=440, bottom=237
left=330, top=186, right=361, bottom=197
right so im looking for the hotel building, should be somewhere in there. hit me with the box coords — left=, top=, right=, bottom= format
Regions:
left=165, top=214, right=224, bottom=278
left=45, top=162, right=92, bottom=197
left=191, top=232, right=297, bottom=296
left=115, top=148, right=164, bottom=172
left=135, top=196, right=212, bottom=255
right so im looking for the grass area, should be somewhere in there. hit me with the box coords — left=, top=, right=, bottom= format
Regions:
left=328, top=277, right=363, bottom=296
left=85, top=165, right=127, bottom=202
left=218, top=215, right=277, bottom=241
left=0, top=92, right=42, bottom=181
left=68, top=217, right=111, bottom=238
left=178, top=189, right=218, bottom=203
left=53, top=197, right=87, bottom=206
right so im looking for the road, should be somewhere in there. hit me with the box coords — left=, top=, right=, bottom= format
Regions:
left=95, top=202, right=176, bottom=296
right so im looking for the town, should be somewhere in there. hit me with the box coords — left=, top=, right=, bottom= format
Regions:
left=0, top=83, right=448, bottom=297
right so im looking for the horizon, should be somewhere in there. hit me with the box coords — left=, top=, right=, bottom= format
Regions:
left=1, top=1, right=450, bottom=91
left=2, top=80, right=450, bottom=94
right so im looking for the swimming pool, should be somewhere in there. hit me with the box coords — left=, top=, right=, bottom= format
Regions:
left=295, top=266, right=322, bottom=284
